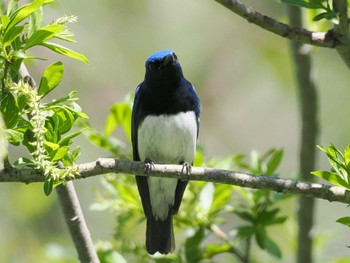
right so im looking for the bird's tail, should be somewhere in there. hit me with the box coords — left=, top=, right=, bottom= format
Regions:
left=146, top=214, right=175, bottom=255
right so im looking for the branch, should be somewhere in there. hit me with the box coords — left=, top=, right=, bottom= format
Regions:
left=56, top=181, right=100, bottom=263
left=214, top=0, right=336, bottom=48
left=2, top=158, right=350, bottom=204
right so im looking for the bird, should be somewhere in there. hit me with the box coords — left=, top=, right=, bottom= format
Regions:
left=131, top=50, right=201, bottom=254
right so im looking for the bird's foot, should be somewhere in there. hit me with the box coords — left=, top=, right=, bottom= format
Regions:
left=144, top=158, right=155, bottom=175
left=181, top=162, right=192, bottom=181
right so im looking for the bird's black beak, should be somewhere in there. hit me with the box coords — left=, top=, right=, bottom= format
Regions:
left=162, top=53, right=176, bottom=67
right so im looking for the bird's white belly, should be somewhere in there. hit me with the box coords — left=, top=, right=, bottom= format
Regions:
left=138, top=111, right=197, bottom=220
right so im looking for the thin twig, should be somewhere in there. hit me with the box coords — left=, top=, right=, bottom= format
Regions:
left=1, top=158, right=350, bottom=205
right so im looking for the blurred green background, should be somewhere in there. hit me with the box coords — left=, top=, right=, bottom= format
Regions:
left=1, top=0, right=350, bottom=262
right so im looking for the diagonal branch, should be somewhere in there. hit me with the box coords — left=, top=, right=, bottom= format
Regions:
left=214, top=0, right=336, bottom=47
left=1, top=158, right=350, bottom=205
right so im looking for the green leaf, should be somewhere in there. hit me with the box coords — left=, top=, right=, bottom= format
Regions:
left=28, top=6, right=43, bottom=38
left=0, top=92, right=20, bottom=128
left=6, top=0, right=19, bottom=16
left=344, top=145, right=350, bottom=169
left=0, top=15, right=10, bottom=30
left=3, top=25, right=24, bottom=48
left=6, top=0, right=46, bottom=34
left=44, top=177, right=54, bottom=196
left=280, top=0, right=320, bottom=9
left=52, top=146, right=69, bottom=162
left=41, top=42, right=88, bottom=63
left=185, top=227, right=205, bottom=263
left=313, top=11, right=335, bottom=21
left=0, top=114, right=7, bottom=168
left=204, top=243, right=231, bottom=258
left=25, top=24, right=65, bottom=49
left=58, top=129, right=84, bottom=147
left=5, top=128, right=23, bottom=145
left=264, top=235, right=282, bottom=258
left=266, top=149, right=283, bottom=175
left=235, top=225, right=255, bottom=239
left=336, top=217, right=350, bottom=228
left=104, top=102, right=132, bottom=141
left=51, top=106, right=75, bottom=134
left=311, top=170, right=349, bottom=189
left=234, top=210, right=255, bottom=223
left=43, top=141, right=59, bottom=151
left=38, top=61, right=64, bottom=97
left=209, top=184, right=232, bottom=217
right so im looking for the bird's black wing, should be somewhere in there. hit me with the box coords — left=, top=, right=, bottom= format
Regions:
left=132, top=84, right=153, bottom=218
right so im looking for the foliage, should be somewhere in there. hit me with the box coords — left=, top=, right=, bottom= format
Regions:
left=86, top=101, right=289, bottom=262
left=312, top=144, right=350, bottom=237
left=0, top=0, right=88, bottom=195
left=279, top=0, right=337, bottom=21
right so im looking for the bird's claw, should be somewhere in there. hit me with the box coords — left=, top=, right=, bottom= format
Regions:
left=144, top=158, right=155, bottom=175
left=181, top=162, right=192, bottom=181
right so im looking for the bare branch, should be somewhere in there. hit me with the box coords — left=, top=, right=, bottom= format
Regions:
left=2, top=158, right=350, bottom=205
left=56, top=182, right=100, bottom=263
left=214, top=0, right=336, bottom=48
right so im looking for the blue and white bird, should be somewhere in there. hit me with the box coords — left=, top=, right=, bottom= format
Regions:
left=132, top=50, right=201, bottom=254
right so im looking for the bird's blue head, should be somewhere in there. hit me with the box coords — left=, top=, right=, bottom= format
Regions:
left=146, top=50, right=175, bottom=65
left=144, top=50, right=183, bottom=85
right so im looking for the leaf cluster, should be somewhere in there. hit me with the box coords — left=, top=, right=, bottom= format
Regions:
left=0, top=0, right=88, bottom=194
left=280, top=0, right=337, bottom=21
left=312, top=144, right=350, bottom=236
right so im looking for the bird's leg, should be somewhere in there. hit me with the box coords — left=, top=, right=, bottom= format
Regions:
left=180, top=162, right=192, bottom=181
left=144, top=157, right=155, bottom=175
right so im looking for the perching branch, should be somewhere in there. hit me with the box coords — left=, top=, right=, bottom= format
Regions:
left=2, top=158, right=350, bottom=204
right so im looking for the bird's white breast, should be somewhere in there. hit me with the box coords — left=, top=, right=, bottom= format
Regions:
left=137, top=111, right=197, bottom=220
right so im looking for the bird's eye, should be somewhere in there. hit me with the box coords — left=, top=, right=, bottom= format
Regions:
left=148, top=62, right=156, bottom=70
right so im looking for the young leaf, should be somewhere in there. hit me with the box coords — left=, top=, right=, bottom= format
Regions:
left=5, top=128, right=23, bottom=145
left=25, top=24, right=65, bottom=49
left=280, top=0, right=320, bottom=9
left=3, top=25, right=24, bottom=49
left=336, top=217, right=350, bottom=228
left=311, top=170, right=349, bottom=189
left=0, top=114, right=8, bottom=168
left=266, top=149, right=283, bottom=175
left=184, top=227, right=205, bottom=263
left=28, top=7, right=43, bottom=38
left=104, top=102, right=132, bottom=141
left=38, top=61, right=64, bottom=97
left=41, top=42, right=89, bottom=63
left=6, top=0, right=46, bottom=34
left=44, top=177, right=54, bottom=196
left=264, top=235, right=282, bottom=258
left=52, top=146, right=69, bottom=162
